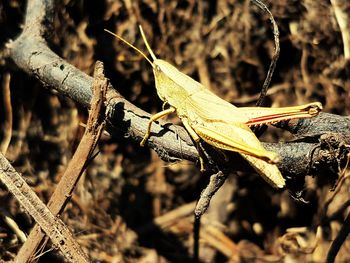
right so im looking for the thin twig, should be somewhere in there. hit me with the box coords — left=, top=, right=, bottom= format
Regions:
left=193, top=215, right=200, bottom=262
left=201, top=225, right=239, bottom=259
left=0, top=72, right=20, bottom=246
left=15, top=61, right=107, bottom=262
left=0, top=208, right=27, bottom=243
left=331, top=0, right=350, bottom=59
left=138, top=201, right=197, bottom=233
left=192, top=170, right=229, bottom=260
left=251, top=0, right=280, bottom=106
left=326, top=211, right=350, bottom=263
left=0, top=72, right=12, bottom=154
left=194, top=171, right=228, bottom=218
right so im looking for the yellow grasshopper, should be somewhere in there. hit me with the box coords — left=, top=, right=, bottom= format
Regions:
left=105, top=26, right=322, bottom=189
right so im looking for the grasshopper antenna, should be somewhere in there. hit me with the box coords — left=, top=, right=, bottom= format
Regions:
left=104, top=29, right=154, bottom=67
left=139, top=25, right=158, bottom=62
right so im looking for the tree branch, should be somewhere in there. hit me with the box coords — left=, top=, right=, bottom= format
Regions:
left=8, top=0, right=350, bottom=185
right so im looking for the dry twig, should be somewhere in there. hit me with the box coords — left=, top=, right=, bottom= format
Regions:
left=0, top=154, right=89, bottom=262
left=0, top=72, right=12, bottom=154
left=331, top=0, right=350, bottom=59
left=326, top=211, right=350, bottom=263
left=0, top=208, right=26, bottom=243
left=251, top=0, right=280, bottom=106
left=15, top=61, right=107, bottom=262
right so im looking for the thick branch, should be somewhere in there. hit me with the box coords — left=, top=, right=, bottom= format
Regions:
left=9, top=0, right=350, bottom=182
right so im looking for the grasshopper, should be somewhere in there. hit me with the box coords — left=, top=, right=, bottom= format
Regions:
left=105, top=26, right=322, bottom=189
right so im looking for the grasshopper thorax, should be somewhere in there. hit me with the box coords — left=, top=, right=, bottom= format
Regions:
left=153, top=59, right=195, bottom=108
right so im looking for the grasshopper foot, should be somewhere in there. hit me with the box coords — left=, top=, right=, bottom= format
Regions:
left=140, top=138, right=147, bottom=147
left=199, top=156, right=206, bottom=172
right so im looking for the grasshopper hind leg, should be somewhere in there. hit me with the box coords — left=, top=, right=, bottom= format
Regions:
left=182, top=118, right=206, bottom=172
left=196, top=146, right=206, bottom=172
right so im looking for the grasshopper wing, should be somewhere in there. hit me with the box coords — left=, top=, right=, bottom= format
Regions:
left=179, top=86, right=278, bottom=162
left=240, top=153, right=285, bottom=188
left=155, top=60, right=250, bottom=123
left=190, top=120, right=279, bottom=163
left=184, top=88, right=250, bottom=123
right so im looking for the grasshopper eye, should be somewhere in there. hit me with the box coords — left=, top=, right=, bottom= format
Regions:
left=155, top=65, right=161, bottom=72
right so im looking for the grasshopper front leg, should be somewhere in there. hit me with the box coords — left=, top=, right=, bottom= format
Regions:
left=140, top=107, right=176, bottom=146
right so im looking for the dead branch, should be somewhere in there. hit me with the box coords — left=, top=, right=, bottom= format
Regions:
left=14, top=61, right=107, bottom=262
left=8, top=0, right=350, bottom=186
left=194, top=171, right=228, bottom=218
left=0, top=153, right=89, bottom=263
